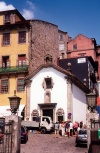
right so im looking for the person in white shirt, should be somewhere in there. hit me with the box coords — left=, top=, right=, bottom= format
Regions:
left=69, top=121, right=73, bottom=136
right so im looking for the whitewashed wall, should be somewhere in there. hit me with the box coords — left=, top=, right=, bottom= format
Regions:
left=72, top=84, right=87, bottom=124
left=29, top=67, right=68, bottom=120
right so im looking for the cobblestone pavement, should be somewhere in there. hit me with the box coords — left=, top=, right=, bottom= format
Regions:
left=21, top=132, right=88, bottom=153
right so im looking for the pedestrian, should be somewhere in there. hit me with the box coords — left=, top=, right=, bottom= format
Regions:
left=61, top=121, right=65, bottom=136
left=65, top=121, right=68, bottom=136
left=67, top=121, right=70, bottom=138
left=73, top=121, right=78, bottom=136
left=77, top=124, right=80, bottom=132
left=54, top=122, right=60, bottom=138
left=59, top=121, right=62, bottom=136
left=69, top=121, right=73, bottom=136
left=80, top=121, right=83, bottom=128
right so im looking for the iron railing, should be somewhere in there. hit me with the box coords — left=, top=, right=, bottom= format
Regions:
left=90, top=119, right=100, bottom=129
left=0, top=65, right=28, bottom=74
left=0, top=121, right=13, bottom=153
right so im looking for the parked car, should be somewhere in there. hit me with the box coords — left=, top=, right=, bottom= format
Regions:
left=75, top=128, right=87, bottom=146
left=21, top=126, right=28, bottom=144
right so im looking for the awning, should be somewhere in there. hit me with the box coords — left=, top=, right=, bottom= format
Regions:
left=0, top=104, right=25, bottom=117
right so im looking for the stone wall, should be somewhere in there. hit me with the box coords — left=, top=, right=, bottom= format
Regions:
left=29, top=20, right=59, bottom=73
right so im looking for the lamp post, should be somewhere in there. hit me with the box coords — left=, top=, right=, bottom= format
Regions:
left=8, top=90, right=21, bottom=115
left=86, top=92, right=98, bottom=151
left=67, top=62, right=72, bottom=72
left=86, top=92, right=97, bottom=113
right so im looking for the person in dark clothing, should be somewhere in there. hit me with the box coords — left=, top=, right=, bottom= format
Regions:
left=80, top=121, right=83, bottom=128
left=54, top=122, right=60, bottom=138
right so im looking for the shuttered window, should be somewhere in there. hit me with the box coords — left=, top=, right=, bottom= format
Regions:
left=17, top=78, right=25, bottom=91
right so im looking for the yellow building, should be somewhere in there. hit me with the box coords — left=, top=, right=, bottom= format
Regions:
left=0, top=9, right=30, bottom=117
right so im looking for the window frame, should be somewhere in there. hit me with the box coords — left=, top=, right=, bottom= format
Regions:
left=2, top=33, right=10, bottom=46
left=59, top=34, right=63, bottom=41
left=2, top=56, right=10, bottom=68
left=1, top=79, right=9, bottom=94
left=45, top=78, right=52, bottom=89
left=73, top=44, right=77, bottom=50
left=4, top=14, right=10, bottom=24
left=18, top=31, right=26, bottom=44
left=18, top=54, right=26, bottom=66
left=17, top=78, right=25, bottom=92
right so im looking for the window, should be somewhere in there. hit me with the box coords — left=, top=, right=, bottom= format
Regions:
left=18, top=31, right=26, bottom=43
left=45, top=78, right=52, bottom=89
left=78, top=53, right=86, bottom=56
left=1, top=79, right=8, bottom=93
left=42, top=117, right=50, bottom=124
left=44, top=54, right=52, bottom=64
left=59, top=34, right=63, bottom=41
left=5, top=14, right=10, bottom=24
left=18, top=54, right=26, bottom=66
left=59, top=44, right=64, bottom=51
left=2, top=56, right=10, bottom=68
left=73, top=44, right=77, bottom=50
left=3, top=33, right=10, bottom=45
left=17, top=78, right=25, bottom=91
left=42, top=77, right=54, bottom=90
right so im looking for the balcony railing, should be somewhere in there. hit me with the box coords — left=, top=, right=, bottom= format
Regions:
left=0, top=65, right=28, bottom=74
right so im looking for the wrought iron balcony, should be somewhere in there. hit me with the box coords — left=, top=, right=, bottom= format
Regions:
left=0, top=65, right=28, bottom=74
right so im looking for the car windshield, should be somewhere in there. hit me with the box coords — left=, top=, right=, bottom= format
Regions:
left=79, top=130, right=87, bottom=134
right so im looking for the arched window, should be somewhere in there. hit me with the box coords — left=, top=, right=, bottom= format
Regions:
left=44, top=54, right=52, bottom=64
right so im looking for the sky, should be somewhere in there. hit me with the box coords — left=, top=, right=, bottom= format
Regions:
left=0, top=0, right=100, bottom=44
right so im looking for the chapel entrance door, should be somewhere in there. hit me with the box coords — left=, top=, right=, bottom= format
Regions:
left=43, top=109, right=53, bottom=120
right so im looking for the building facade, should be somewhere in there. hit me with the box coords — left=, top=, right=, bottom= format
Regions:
left=0, top=9, right=70, bottom=118
left=67, top=34, right=97, bottom=61
left=25, top=63, right=90, bottom=124
left=0, top=9, right=30, bottom=117
left=58, top=56, right=97, bottom=92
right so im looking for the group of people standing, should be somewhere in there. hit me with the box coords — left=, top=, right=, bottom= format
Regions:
left=54, top=120, right=86, bottom=138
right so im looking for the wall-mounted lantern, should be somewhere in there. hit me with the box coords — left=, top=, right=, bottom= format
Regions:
left=67, top=62, right=72, bottom=72
left=86, top=92, right=97, bottom=112
left=8, top=90, right=21, bottom=115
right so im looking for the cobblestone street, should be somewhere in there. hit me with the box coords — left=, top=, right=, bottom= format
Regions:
left=21, top=132, right=88, bottom=153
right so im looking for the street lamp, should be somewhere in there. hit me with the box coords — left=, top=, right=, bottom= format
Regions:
left=86, top=92, right=97, bottom=113
left=8, top=90, right=21, bottom=115
left=67, top=62, right=72, bottom=72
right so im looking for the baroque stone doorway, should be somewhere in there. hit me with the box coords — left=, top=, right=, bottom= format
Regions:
left=43, top=109, right=53, bottom=120
left=38, top=103, right=57, bottom=122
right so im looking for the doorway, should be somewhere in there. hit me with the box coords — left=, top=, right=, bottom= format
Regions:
left=43, top=109, right=53, bottom=120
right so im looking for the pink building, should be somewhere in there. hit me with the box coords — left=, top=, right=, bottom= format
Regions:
left=67, top=34, right=97, bottom=62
